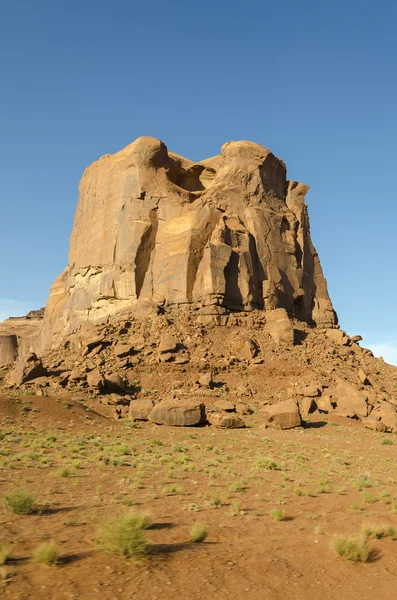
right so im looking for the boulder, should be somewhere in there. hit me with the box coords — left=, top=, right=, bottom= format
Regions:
left=198, top=372, right=213, bottom=388
left=8, top=353, right=47, bottom=386
left=207, top=412, right=245, bottom=428
left=129, top=334, right=146, bottom=351
left=299, top=397, right=316, bottom=417
left=265, top=309, right=294, bottom=346
left=82, top=335, right=105, bottom=356
left=261, top=400, right=302, bottom=429
left=332, top=382, right=368, bottom=418
left=148, top=401, right=206, bottom=427
left=230, top=336, right=258, bottom=361
left=104, top=373, right=126, bottom=392
left=351, top=335, right=363, bottom=342
left=86, top=368, right=105, bottom=389
left=113, top=343, right=134, bottom=358
left=296, top=384, right=321, bottom=397
left=326, top=329, right=350, bottom=346
left=158, top=334, right=178, bottom=354
left=358, top=368, right=370, bottom=385
left=372, top=402, right=397, bottom=431
left=362, top=415, right=387, bottom=432
left=69, top=366, right=85, bottom=382
left=128, top=399, right=154, bottom=421
left=316, top=395, right=334, bottom=413
left=235, top=403, right=252, bottom=415
left=214, top=400, right=235, bottom=412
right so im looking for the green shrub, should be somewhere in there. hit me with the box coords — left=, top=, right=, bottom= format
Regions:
left=98, top=511, right=150, bottom=559
left=190, top=523, right=208, bottom=543
left=361, top=523, right=396, bottom=540
left=331, top=535, right=369, bottom=562
left=32, top=542, right=59, bottom=566
left=255, top=457, right=277, bottom=470
left=228, top=481, right=245, bottom=493
left=4, top=490, right=35, bottom=514
left=270, top=509, right=285, bottom=521
left=58, top=467, right=71, bottom=478
left=381, top=438, right=393, bottom=446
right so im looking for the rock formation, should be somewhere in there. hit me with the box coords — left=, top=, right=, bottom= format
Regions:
left=0, top=309, right=44, bottom=365
left=40, top=137, right=337, bottom=350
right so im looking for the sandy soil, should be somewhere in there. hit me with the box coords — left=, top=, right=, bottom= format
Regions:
left=1, top=394, right=397, bottom=600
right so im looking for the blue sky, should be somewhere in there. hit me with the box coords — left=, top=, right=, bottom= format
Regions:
left=1, top=0, right=396, bottom=363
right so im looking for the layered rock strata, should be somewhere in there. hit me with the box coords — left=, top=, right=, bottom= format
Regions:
left=41, top=137, right=337, bottom=349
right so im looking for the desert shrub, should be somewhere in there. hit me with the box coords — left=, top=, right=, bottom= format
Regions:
left=32, top=542, right=59, bottom=566
left=381, top=438, right=393, bottom=446
left=228, top=482, right=245, bottom=493
left=331, top=535, right=369, bottom=562
left=98, top=511, right=150, bottom=559
left=162, top=485, right=184, bottom=496
left=0, top=542, right=12, bottom=565
left=255, top=457, right=277, bottom=470
left=270, top=509, right=285, bottom=521
left=354, top=475, right=374, bottom=490
left=190, top=523, right=208, bottom=543
left=4, top=490, right=35, bottom=514
left=361, top=523, right=396, bottom=540
left=58, top=467, right=71, bottom=478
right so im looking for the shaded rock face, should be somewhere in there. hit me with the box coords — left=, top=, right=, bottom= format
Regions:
left=0, top=335, right=18, bottom=366
left=0, top=311, right=44, bottom=360
left=41, top=137, right=337, bottom=349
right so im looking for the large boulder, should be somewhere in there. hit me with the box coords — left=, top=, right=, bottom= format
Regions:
left=104, top=373, right=126, bottom=392
left=86, top=368, right=105, bottom=389
left=7, top=353, right=47, bottom=387
left=331, top=382, right=368, bottom=418
left=207, top=412, right=245, bottom=428
left=371, top=402, right=397, bottom=431
left=148, top=401, right=206, bottom=427
left=128, top=399, right=154, bottom=421
left=265, top=309, right=294, bottom=346
left=362, top=415, right=387, bottom=432
left=261, top=400, right=302, bottom=429
left=326, top=329, right=350, bottom=345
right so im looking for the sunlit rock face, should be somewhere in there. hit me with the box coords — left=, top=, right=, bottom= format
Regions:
left=41, top=137, right=337, bottom=349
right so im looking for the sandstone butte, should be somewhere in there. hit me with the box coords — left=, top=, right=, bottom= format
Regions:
left=39, top=136, right=337, bottom=349
left=1, top=136, right=397, bottom=434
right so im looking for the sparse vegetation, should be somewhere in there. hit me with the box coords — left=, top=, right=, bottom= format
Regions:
left=4, top=490, right=35, bottom=514
left=381, top=438, right=393, bottom=446
left=331, top=535, right=369, bottom=562
left=270, top=508, right=286, bottom=521
left=361, top=523, right=396, bottom=540
left=255, top=457, right=277, bottom=470
left=98, top=512, right=150, bottom=559
left=32, top=542, right=59, bottom=566
left=190, top=523, right=208, bottom=543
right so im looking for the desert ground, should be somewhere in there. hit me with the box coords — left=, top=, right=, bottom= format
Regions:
left=1, top=394, right=397, bottom=600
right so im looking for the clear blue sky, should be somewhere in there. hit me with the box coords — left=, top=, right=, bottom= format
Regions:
left=1, top=0, right=396, bottom=362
